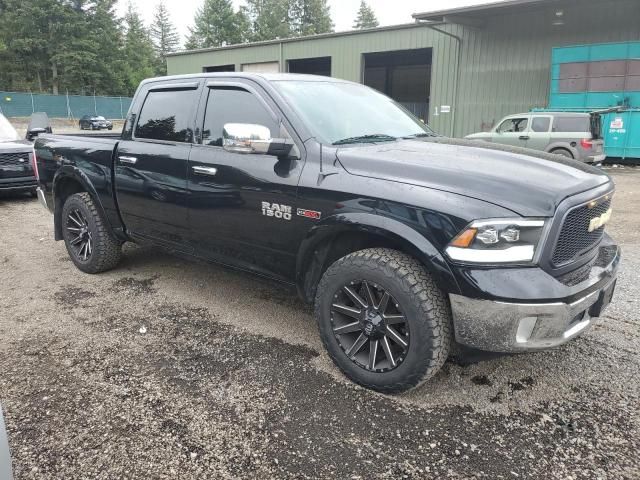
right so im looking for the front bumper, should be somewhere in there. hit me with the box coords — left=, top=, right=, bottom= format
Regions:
left=449, top=241, right=619, bottom=352
left=0, top=176, right=37, bottom=192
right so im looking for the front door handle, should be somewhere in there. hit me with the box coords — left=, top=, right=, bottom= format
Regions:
left=519, top=135, right=530, bottom=140
left=192, top=166, right=218, bottom=176
left=119, top=156, right=138, bottom=165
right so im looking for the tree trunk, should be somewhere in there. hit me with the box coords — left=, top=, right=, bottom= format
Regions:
left=51, top=60, right=59, bottom=95
left=36, top=70, right=43, bottom=92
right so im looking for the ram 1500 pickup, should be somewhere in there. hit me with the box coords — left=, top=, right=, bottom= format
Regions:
left=34, top=73, right=620, bottom=393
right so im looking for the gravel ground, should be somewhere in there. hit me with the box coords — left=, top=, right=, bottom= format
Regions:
left=0, top=169, right=638, bottom=479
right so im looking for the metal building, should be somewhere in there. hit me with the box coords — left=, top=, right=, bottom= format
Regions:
left=166, top=0, right=640, bottom=137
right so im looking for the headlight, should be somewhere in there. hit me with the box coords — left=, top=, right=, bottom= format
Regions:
left=446, top=219, right=547, bottom=264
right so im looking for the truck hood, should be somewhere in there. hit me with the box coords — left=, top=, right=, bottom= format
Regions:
left=336, top=137, right=611, bottom=217
left=0, top=140, right=33, bottom=152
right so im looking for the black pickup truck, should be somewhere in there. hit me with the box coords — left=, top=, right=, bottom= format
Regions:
left=34, top=73, right=620, bottom=393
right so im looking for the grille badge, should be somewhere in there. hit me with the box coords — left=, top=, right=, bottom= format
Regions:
left=588, top=208, right=612, bottom=232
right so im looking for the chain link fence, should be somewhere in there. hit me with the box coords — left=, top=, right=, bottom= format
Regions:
left=0, top=91, right=133, bottom=120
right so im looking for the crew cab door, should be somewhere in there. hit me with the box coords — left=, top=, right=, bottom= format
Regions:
left=492, top=116, right=530, bottom=147
left=114, top=81, right=201, bottom=248
left=187, top=80, right=304, bottom=281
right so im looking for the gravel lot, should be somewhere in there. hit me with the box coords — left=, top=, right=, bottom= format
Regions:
left=0, top=168, right=638, bottom=479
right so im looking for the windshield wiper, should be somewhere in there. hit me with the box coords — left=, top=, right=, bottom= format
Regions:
left=404, top=132, right=438, bottom=138
left=332, top=134, right=397, bottom=145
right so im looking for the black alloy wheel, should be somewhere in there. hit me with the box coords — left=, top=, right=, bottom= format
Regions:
left=330, top=279, right=410, bottom=372
left=66, top=208, right=93, bottom=262
left=61, top=192, right=122, bottom=273
left=315, top=248, right=453, bottom=393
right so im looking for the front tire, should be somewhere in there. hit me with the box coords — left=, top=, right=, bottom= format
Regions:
left=61, top=192, right=122, bottom=273
left=315, top=248, right=452, bottom=393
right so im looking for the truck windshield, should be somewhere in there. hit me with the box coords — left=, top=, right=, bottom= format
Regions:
left=0, top=115, right=19, bottom=142
left=273, top=80, right=436, bottom=145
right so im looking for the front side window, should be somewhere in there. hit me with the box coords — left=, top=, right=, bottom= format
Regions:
left=497, top=118, right=528, bottom=133
left=135, top=89, right=198, bottom=142
left=553, top=116, right=590, bottom=133
left=202, top=87, right=279, bottom=147
left=531, top=117, right=551, bottom=133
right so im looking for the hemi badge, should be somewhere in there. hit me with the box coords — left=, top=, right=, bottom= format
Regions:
left=297, top=208, right=322, bottom=220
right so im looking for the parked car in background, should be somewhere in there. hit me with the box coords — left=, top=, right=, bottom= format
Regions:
left=26, top=112, right=52, bottom=141
left=466, top=112, right=605, bottom=163
left=0, top=113, right=37, bottom=196
left=79, top=115, right=113, bottom=130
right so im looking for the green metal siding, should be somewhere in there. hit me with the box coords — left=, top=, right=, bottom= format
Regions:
left=453, top=0, right=640, bottom=137
left=167, top=0, right=640, bottom=137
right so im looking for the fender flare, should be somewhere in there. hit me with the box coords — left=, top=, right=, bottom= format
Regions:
left=546, top=143, right=578, bottom=159
left=295, top=212, right=461, bottom=302
left=52, top=165, right=114, bottom=241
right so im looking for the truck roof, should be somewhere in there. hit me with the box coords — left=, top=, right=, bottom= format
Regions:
left=139, top=72, right=352, bottom=88
left=513, top=111, right=590, bottom=117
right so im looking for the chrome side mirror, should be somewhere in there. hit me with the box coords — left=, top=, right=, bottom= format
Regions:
left=222, top=123, right=295, bottom=158
left=223, top=123, right=273, bottom=154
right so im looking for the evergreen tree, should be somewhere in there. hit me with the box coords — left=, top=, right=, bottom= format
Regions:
left=244, top=0, right=292, bottom=42
left=185, top=0, right=247, bottom=49
left=353, top=1, right=378, bottom=29
left=89, top=0, right=128, bottom=95
left=292, top=0, right=333, bottom=36
left=0, top=0, right=129, bottom=96
left=0, top=0, right=77, bottom=94
left=244, top=0, right=332, bottom=42
left=150, top=1, right=180, bottom=75
left=123, top=3, right=156, bottom=94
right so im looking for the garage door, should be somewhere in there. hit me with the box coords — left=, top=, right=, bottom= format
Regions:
left=241, top=62, right=280, bottom=73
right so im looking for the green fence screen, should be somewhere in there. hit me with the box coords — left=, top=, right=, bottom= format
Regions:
left=0, top=91, right=133, bottom=119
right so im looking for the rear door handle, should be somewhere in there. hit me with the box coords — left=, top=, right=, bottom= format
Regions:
left=119, top=156, right=138, bottom=165
left=519, top=136, right=530, bottom=140
left=192, top=166, right=218, bottom=176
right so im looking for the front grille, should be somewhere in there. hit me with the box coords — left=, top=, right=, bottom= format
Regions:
left=556, top=244, right=618, bottom=286
left=552, top=197, right=611, bottom=267
left=0, top=152, right=30, bottom=167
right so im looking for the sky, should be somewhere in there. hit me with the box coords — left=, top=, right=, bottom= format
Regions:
left=116, top=0, right=501, bottom=46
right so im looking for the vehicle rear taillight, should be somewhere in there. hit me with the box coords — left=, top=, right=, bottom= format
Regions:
left=580, top=138, right=593, bottom=150
left=31, top=149, right=39, bottom=180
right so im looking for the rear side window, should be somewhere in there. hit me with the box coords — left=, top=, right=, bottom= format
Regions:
left=497, top=117, right=528, bottom=133
left=135, top=89, right=198, bottom=142
left=202, top=87, right=279, bottom=146
left=553, top=116, right=590, bottom=133
left=531, top=117, right=550, bottom=132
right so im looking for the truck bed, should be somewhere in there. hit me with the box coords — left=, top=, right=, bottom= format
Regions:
left=35, top=133, right=122, bottom=234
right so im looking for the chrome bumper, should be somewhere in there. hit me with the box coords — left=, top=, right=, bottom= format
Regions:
left=449, top=279, right=615, bottom=352
left=36, top=187, right=49, bottom=211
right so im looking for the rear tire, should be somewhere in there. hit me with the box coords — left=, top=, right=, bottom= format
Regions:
left=61, top=192, right=122, bottom=274
left=315, top=248, right=452, bottom=393
left=551, top=148, right=574, bottom=159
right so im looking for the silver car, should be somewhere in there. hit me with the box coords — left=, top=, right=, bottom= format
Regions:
left=466, top=112, right=606, bottom=163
